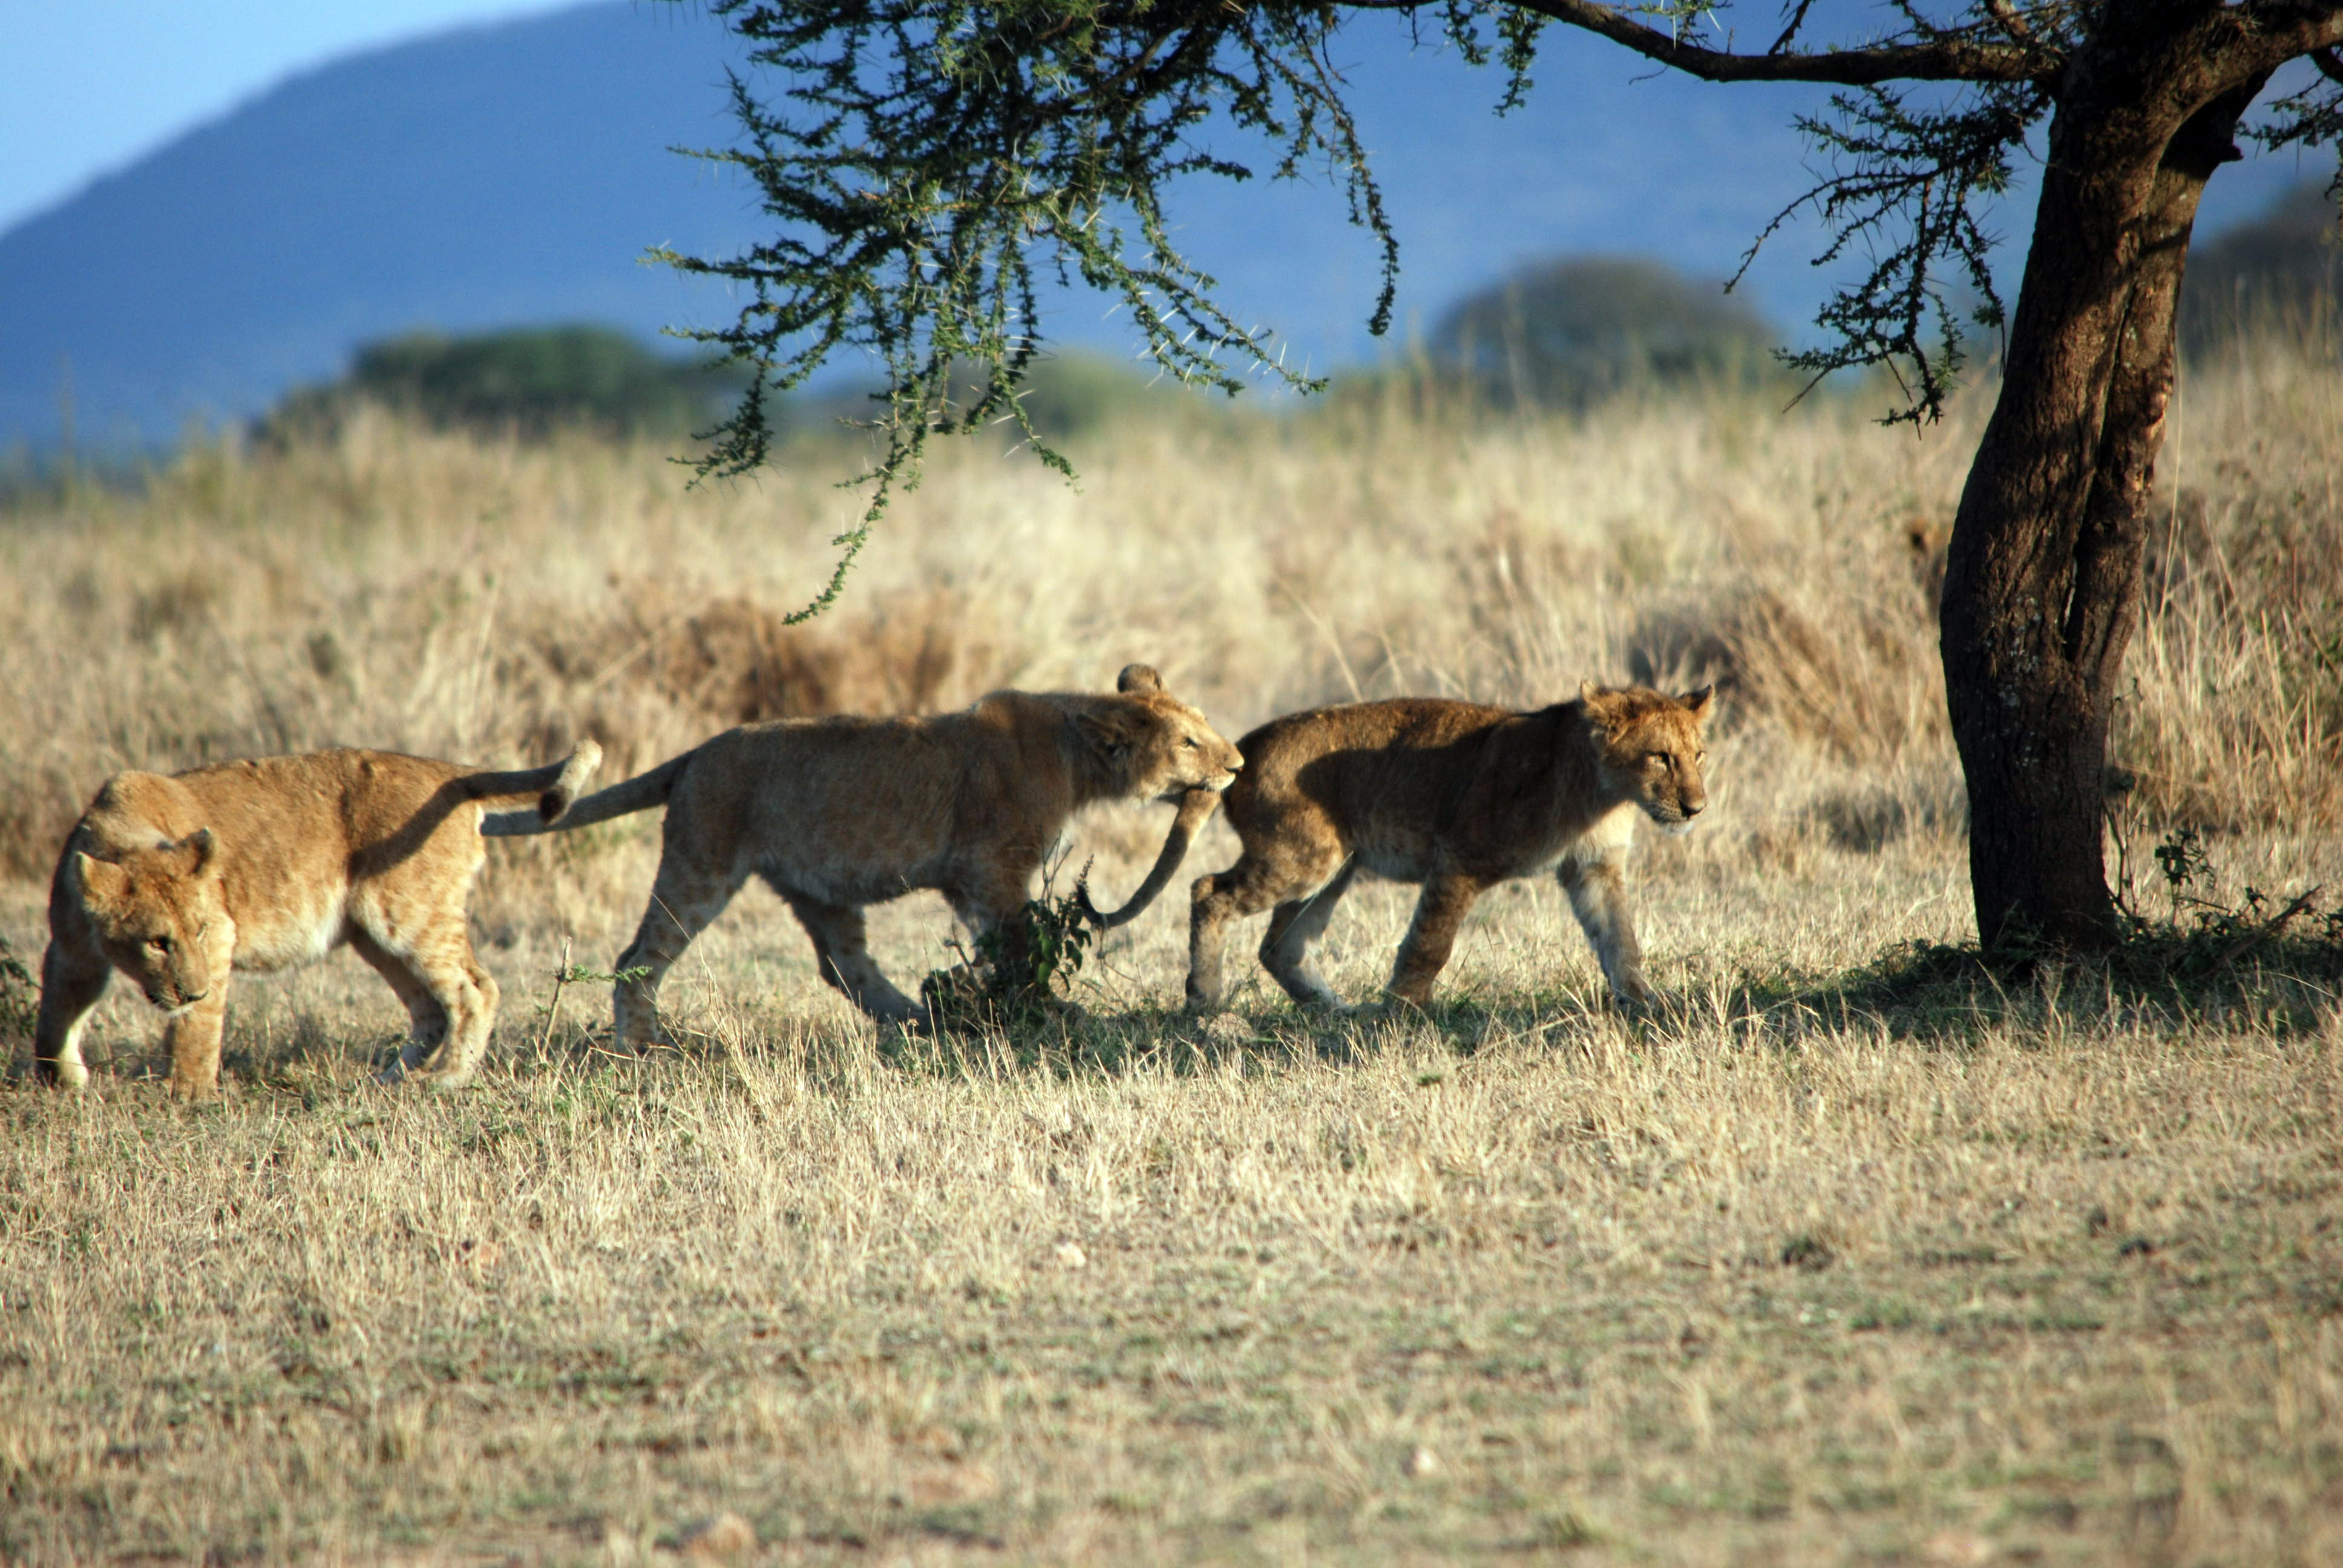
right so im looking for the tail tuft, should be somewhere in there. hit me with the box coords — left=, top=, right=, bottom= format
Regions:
left=537, top=739, right=603, bottom=824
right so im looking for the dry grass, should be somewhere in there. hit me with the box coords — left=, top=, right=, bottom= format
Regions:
left=0, top=341, right=2338, bottom=1564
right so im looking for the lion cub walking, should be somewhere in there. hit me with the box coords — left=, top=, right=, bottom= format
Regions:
left=484, top=665, right=1240, bottom=1040
left=35, top=743, right=600, bottom=1099
left=1187, top=683, right=1712, bottom=1015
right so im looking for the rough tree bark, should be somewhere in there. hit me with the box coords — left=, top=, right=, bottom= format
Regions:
left=1941, top=22, right=2275, bottom=954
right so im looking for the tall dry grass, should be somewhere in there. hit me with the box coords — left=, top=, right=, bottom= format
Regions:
left=1, top=333, right=2332, bottom=912
left=0, top=335, right=2338, bottom=1566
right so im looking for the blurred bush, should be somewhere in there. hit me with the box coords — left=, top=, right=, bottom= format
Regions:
left=261, top=324, right=756, bottom=442
left=805, top=351, right=1204, bottom=445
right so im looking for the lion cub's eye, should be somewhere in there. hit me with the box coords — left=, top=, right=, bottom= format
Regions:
left=1645, top=751, right=1671, bottom=769
left=148, top=935, right=172, bottom=953
left=1184, top=737, right=1199, bottom=748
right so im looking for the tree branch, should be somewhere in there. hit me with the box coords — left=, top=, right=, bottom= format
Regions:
left=1982, top=1, right=2034, bottom=48
left=1770, top=0, right=1819, bottom=56
left=2230, top=8, right=2343, bottom=74
left=1498, top=0, right=2054, bottom=84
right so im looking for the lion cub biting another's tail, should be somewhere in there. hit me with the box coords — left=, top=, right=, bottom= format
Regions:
left=34, top=742, right=601, bottom=1100
left=1188, top=682, right=1712, bottom=1016
left=483, top=665, right=1241, bottom=1041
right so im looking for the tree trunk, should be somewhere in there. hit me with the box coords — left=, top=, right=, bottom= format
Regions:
left=1940, top=33, right=2272, bottom=955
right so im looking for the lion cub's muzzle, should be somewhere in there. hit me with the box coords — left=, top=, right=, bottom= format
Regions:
left=1165, top=757, right=1240, bottom=802
left=1646, top=796, right=1705, bottom=832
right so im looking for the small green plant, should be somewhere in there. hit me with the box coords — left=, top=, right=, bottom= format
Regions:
left=2115, top=822, right=2336, bottom=981
left=920, top=861, right=1098, bottom=1034
left=2151, top=825, right=2214, bottom=904
left=534, top=937, right=653, bottom=1053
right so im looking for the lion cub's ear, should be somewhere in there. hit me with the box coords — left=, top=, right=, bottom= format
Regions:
left=1578, top=681, right=1625, bottom=725
left=74, top=852, right=130, bottom=912
left=169, top=828, right=219, bottom=878
left=1679, top=685, right=1715, bottom=722
left=1116, top=664, right=1164, bottom=695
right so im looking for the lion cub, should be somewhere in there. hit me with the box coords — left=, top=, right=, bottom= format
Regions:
left=34, top=742, right=600, bottom=1099
left=483, top=665, right=1241, bottom=1040
left=1187, top=682, right=1712, bottom=1015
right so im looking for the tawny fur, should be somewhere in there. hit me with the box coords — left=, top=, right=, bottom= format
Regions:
left=482, top=665, right=1240, bottom=1039
left=1076, top=786, right=1225, bottom=929
left=33, top=742, right=601, bottom=1100
left=1187, top=682, right=1712, bottom=1014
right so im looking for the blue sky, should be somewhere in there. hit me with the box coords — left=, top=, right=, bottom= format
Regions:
left=4, top=0, right=2327, bottom=448
left=11, top=3, right=2323, bottom=260
left=0, top=0, right=584, bottom=234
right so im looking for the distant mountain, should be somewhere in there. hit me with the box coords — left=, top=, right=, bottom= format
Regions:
left=1, top=4, right=763, bottom=448
left=0, top=3, right=2319, bottom=449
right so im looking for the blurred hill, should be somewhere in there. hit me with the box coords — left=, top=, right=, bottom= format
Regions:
left=0, top=3, right=2321, bottom=451
left=2181, top=180, right=2342, bottom=356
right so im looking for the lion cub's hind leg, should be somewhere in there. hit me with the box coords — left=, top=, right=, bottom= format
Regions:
left=1257, top=858, right=1361, bottom=1009
left=349, top=930, right=448, bottom=1079
left=1187, top=867, right=1272, bottom=1011
left=1187, top=835, right=1348, bottom=1012
left=780, top=891, right=923, bottom=1025
left=357, top=919, right=500, bottom=1089
left=609, top=858, right=750, bottom=1050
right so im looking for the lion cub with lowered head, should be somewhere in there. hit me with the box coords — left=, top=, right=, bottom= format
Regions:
left=35, top=742, right=601, bottom=1099
left=483, top=665, right=1241, bottom=1040
left=1188, top=682, right=1712, bottom=1015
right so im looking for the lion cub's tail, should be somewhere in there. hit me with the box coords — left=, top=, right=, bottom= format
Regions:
left=479, top=748, right=694, bottom=837
left=461, top=740, right=605, bottom=825
left=1076, top=785, right=1225, bottom=929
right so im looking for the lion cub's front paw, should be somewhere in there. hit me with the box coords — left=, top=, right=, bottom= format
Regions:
left=1365, top=988, right=1436, bottom=1019
left=1197, top=1011, right=1253, bottom=1047
left=1610, top=975, right=1657, bottom=1018
left=613, top=1018, right=673, bottom=1052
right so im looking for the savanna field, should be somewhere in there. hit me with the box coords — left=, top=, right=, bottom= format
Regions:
left=1, top=344, right=2340, bottom=1566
